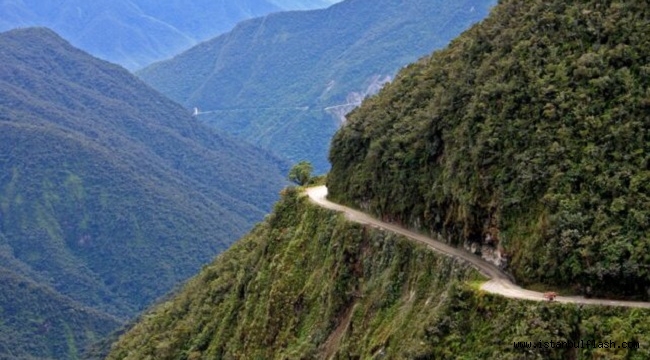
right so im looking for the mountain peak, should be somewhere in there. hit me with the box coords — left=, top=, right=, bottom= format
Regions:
left=1, top=26, right=80, bottom=53
left=3, top=26, right=60, bottom=38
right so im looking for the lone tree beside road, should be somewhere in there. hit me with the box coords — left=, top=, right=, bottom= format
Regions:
left=288, top=161, right=313, bottom=186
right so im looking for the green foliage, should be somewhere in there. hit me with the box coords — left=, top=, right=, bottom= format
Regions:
left=0, top=268, right=120, bottom=360
left=0, top=28, right=288, bottom=359
left=106, top=189, right=480, bottom=359
left=288, top=161, right=313, bottom=185
left=107, top=190, right=650, bottom=359
left=328, top=0, right=650, bottom=298
left=137, top=0, right=497, bottom=171
left=425, top=287, right=650, bottom=360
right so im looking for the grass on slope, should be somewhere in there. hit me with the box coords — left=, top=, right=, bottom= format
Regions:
left=107, top=188, right=650, bottom=359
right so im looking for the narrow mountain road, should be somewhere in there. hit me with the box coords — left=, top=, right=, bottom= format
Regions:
left=306, top=186, right=650, bottom=309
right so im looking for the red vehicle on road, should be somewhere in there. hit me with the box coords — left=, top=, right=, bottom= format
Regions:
left=544, top=292, right=558, bottom=301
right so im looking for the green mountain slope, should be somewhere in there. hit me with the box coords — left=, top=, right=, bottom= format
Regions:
left=0, top=27, right=287, bottom=359
left=0, top=0, right=340, bottom=70
left=0, top=268, right=120, bottom=360
left=107, top=189, right=650, bottom=359
left=137, top=0, right=496, bottom=172
left=328, top=0, right=650, bottom=298
left=104, top=1, right=650, bottom=357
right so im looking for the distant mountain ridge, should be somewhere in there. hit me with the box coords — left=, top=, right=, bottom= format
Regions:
left=137, top=0, right=497, bottom=172
left=0, top=27, right=287, bottom=359
left=0, top=0, right=340, bottom=70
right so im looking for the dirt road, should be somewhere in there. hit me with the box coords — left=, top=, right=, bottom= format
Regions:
left=306, top=186, right=650, bottom=309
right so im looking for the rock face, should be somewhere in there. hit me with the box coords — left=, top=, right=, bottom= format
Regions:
left=325, top=74, right=392, bottom=124
left=464, top=241, right=508, bottom=269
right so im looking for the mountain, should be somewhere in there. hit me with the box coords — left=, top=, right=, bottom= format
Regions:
left=107, top=189, right=650, bottom=359
left=105, top=0, right=650, bottom=357
left=137, top=0, right=497, bottom=172
left=270, top=0, right=340, bottom=9
left=0, top=0, right=340, bottom=70
left=0, top=27, right=287, bottom=359
left=0, top=268, right=120, bottom=360
left=328, top=0, right=650, bottom=298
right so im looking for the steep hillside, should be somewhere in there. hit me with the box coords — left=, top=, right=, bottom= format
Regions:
left=137, top=0, right=496, bottom=172
left=107, top=189, right=650, bottom=359
left=0, top=0, right=339, bottom=70
left=0, top=27, right=287, bottom=358
left=329, top=0, right=650, bottom=298
left=0, top=268, right=120, bottom=360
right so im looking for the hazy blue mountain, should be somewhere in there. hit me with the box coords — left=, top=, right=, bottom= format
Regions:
left=270, top=0, right=340, bottom=9
left=137, top=0, right=496, bottom=172
left=0, top=0, right=341, bottom=70
left=0, top=27, right=287, bottom=359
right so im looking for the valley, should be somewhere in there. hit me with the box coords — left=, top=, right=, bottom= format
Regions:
left=137, top=0, right=497, bottom=172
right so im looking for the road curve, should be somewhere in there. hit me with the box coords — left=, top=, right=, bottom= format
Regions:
left=306, top=186, right=650, bottom=309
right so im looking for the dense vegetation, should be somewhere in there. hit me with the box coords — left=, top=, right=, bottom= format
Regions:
left=137, top=0, right=496, bottom=172
left=0, top=269, right=120, bottom=360
left=0, top=0, right=337, bottom=69
left=328, top=0, right=650, bottom=298
left=0, top=27, right=288, bottom=358
left=108, top=189, right=650, bottom=359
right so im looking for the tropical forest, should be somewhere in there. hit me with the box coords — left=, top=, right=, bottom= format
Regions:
left=0, top=0, right=649, bottom=359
